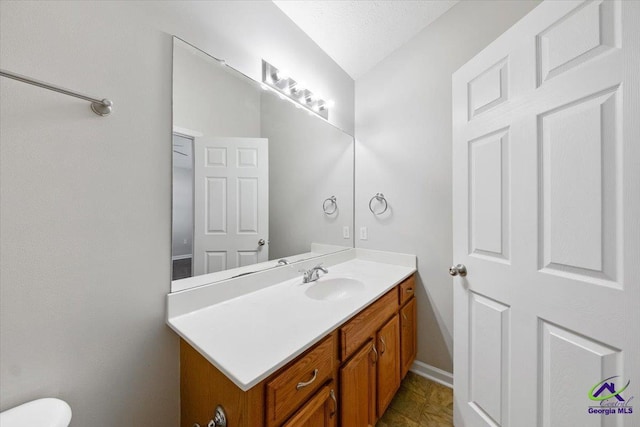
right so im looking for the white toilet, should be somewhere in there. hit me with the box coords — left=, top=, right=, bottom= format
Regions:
left=0, top=398, right=72, bottom=427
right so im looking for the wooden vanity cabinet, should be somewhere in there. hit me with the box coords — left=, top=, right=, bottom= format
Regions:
left=180, top=274, right=416, bottom=427
left=400, top=297, right=417, bottom=378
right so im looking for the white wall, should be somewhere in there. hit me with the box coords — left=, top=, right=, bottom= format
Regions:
left=354, top=0, right=540, bottom=373
left=261, top=93, right=354, bottom=260
left=173, top=39, right=262, bottom=139
left=0, top=1, right=353, bottom=425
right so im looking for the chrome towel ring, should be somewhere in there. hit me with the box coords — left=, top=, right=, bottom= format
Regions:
left=369, top=193, right=388, bottom=215
left=323, top=196, right=338, bottom=215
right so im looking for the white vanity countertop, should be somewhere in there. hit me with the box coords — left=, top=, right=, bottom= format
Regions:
left=167, top=251, right=416, bottom=391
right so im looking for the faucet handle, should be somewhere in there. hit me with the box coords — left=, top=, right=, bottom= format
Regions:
left=299, top=268, right=313, bottom=283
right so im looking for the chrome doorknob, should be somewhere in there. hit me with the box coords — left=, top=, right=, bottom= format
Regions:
left=258, top=239, right=266, bottom=246
left=449, top=264, right=467, bottom=277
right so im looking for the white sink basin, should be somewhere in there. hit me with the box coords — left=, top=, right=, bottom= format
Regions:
left=305, top=277, right=365, bottom=301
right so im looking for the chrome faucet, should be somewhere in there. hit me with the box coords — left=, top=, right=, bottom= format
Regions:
left=301, top=264, right=328, bottom=283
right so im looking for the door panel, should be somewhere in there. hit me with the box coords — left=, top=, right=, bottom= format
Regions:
left=468, top=292, right=510, bottom=426
left=237, top=177, right=259, bottom=233
left=468, top=128, right=510, bottom=262
left=205, top=177, right=227, bottom=233
left=538, top=87, right=620, bottom=285
left=205, top=251, right=226, bottom=273
left=539, top=321, right=622, bottom=427
left=467, top=57, right=509, bottom=120
left=453, top=1, right=639, bottom=426
left=536, top=0, right=618, bottom=86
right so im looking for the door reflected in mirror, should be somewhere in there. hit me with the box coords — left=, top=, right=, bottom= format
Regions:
left=171, top=37, right=354, bottom=291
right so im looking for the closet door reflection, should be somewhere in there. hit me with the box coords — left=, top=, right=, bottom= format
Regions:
left=192, top=137, right=269, bottom=276
left=172, top=133, right=194, bottom=280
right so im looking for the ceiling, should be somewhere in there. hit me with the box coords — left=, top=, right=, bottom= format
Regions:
left=273, top=0, right=459, bottom=80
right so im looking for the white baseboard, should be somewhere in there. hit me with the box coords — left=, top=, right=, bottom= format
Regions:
left=409, top=360, right=453, bottom=389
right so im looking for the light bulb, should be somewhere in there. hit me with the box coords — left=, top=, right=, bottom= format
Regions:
left=276, top=69, right=289, bottom=81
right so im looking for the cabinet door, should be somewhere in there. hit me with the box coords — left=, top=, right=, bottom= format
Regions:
left=400, top=298, right=417, bottom=378
left=376, top=314, right=400, bottom=417
left=340, top=340, right=376, bottom=427
left=282, top=383, right=337, bottom=427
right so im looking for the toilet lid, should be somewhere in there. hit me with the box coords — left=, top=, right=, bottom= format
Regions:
left=0, top=398, right=72, bottom=427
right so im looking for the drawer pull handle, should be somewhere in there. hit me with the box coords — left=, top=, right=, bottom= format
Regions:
left=296, top=369, right=318, bottom=390
left=406, top=287, right=413, bottom=293
left=371, top=343, right=378, bottom=363
left=380, top=336, right=387, bottom=355
left=402, top=312, right=408, bottom=321
left=329, top=389, right=337, bottom=417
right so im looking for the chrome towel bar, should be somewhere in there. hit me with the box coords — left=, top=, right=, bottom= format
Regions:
left=0, top=69, right=113, bottom=116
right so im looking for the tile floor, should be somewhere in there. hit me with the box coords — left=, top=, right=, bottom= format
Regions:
left=376, top=372, right=454, bottom=427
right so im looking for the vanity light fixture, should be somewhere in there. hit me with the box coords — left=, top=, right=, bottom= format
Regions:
left=262, top=60, right=330, bottom=120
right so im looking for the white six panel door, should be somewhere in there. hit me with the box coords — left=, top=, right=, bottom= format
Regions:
left=193, top=137, right=269, bottom=275
left=452, top=1, right=639, bottom=426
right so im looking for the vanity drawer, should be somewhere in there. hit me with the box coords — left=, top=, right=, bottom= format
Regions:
left=399, top=275, right=416, bottom=306
left=266, top=334, right=336, bottom=427
left=339, top=288, right=398, bottom=361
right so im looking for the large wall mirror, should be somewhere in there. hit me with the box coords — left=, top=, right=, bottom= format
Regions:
left=171, top=37, right=354, bottom=292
